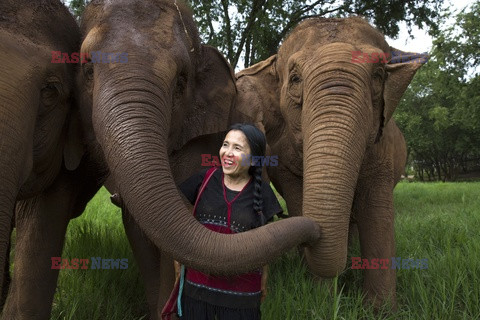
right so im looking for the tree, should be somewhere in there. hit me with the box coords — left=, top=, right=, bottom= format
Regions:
left=395, top=1, right=480, bottom=181
left=188, top=0, right=445, bottom=69
left=65, top=0, right=88, bottom=21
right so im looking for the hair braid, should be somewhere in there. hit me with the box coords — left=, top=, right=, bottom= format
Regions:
left=252, top=166, right=266, bottom=226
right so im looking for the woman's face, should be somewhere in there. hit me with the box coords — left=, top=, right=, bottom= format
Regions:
left=219, top=130, right=252, bottom=179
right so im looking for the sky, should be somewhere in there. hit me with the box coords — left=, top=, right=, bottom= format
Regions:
left=386, top=0, right=474, bottom=53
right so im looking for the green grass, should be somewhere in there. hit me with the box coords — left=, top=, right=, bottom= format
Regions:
left=11, top=182, right=480, bottom=319
left=49, top=188, right=148, bottom=320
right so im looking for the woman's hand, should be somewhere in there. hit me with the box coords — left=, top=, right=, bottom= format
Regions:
left=261, top=265, right=268, bottom=302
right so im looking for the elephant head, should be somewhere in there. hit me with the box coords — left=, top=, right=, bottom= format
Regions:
left=0, top=0, right=82, bottom=297
left=76, top=0, right=319, bottom=275
left=235, top=17, right=425, bottom=277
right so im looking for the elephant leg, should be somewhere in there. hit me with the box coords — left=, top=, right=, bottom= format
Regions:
left=3, top=193, right=70, bottom=319
left=354, top=175, right=397, bottom=311
left=348, top=219, right=359, bottom=246
left=122, top=209, right=165, bottom=320
left=0, top=215, right=13, bottom=309
left=268, top=163, right=303, bottom=218
left=0, top=195, right=16, bottom=312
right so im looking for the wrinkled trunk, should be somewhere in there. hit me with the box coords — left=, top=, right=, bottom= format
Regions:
left=93, top=64, right=319, bottom=275
left=302, top=53, right=370, bottom=277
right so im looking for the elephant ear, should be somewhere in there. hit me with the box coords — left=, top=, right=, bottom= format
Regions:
left=177, top=45, right=237, bottom=149
left=237, top=54, right=277, bottom=79
left=235, top=55, right=279, bottom=132
left=63, top=108, right=85, bottom=171
left=378, top=47, right=428, bottom=141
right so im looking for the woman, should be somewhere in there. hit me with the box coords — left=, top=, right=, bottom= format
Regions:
left=177, top=123, right=283, bottom=320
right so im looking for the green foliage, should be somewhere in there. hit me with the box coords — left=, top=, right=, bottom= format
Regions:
left=10, top=183, right=480, bottom=319
left=395, top=1, right=480, bottom=181
left=49, top=188, right=147, bottom=319
left=65, top=0, right=89, bottom=21
left=187, top=0, right=445, bottom=69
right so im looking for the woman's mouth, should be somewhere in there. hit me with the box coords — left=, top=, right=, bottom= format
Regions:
left=222, top=157, right=236, bottom=168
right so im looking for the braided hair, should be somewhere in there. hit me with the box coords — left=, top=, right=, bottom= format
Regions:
left=228, top=123, right=267, bottom=226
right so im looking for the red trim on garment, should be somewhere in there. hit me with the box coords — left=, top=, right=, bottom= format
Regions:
left=221, top=173, right=252, bottom=227
left=186, top=170, right=260, bottom=294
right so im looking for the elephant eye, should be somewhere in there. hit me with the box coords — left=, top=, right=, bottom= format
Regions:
left=176, top=73, right=187, bottom=94
left=288, top=72, right=303, bottom=107
left=290, top=73, right=301, bottom=84
left=41, top=80, right=61, bottom=107
left=83, top=63, right=94, bottom=81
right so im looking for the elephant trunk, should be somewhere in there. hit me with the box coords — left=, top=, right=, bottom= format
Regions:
left=93, top=64, right=320, bottom=275
left=302, top=47, right=371, bottom=276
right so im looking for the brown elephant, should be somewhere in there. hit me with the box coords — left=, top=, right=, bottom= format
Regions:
left=0, top=1, right=102, bottom=317
left=232, top=17, right=425, bottom=309
left=75, top=0, right=319, bottom=318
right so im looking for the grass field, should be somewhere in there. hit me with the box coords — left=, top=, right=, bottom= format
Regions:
left=12, top=182, right=479, bottom=319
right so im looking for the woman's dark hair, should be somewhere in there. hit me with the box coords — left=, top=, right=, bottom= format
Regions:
left=228, top=123, right=267, bottom=226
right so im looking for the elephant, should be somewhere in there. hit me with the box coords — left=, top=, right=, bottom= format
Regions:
left=74, top=0, right=319, bottom=318
left=231, top=16, right=426, bottom=309
left=0, top=0, right=318, bottom=318
left=0, top=1, right=103, bottom=317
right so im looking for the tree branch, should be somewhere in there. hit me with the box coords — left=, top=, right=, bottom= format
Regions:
left=205, top=9, right=217, bottom=43
left=298, top=0, right=325, bottom=15
left=276, top=3, right=352, bottom=47
left=232, top=0, right=267, bottom=68
left=220, top=0, right=234, bottom=63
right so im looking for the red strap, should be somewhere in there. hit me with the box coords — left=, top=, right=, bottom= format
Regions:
left=221, top=173, right=251, bottom=227
left=192, top=167, right=217, bottom=216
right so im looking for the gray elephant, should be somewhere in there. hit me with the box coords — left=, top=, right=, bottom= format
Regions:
left=1, top=0, right=319, bottom=318
left=0, top=1, right=100, bottom=317
left=75, top=0, right=319, bottom=319
left=232, top=17, right=425, bottom=309
left=116, top=15, right=423, bottom=314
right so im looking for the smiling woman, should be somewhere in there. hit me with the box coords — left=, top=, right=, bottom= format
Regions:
left=173, top=123, right=283, bottom=320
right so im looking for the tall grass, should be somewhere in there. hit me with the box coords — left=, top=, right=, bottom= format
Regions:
left=10, top=182, right=479, bottom=319
left=264, top=182, right=480, bottom=319
left=49, top=188, right=148, bottom=320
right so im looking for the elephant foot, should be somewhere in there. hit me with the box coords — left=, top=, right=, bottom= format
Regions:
left=110, top=193, right=124, bottom=208
left=364, top=292, right=397, bottom=315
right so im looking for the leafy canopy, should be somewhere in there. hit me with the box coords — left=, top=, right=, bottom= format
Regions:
left=188, top=0, right=445, bottom=69
left=395, top=1, right=480, bottom=181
